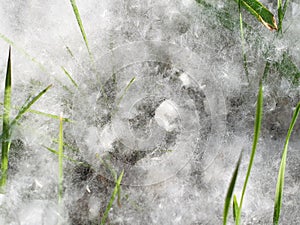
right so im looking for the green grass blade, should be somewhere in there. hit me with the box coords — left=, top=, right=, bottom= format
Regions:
left=277, top=0, right=290, bottom=33
left=0, top=102, right=71, bottom=122
left=27, top=109, right=72, bottom=122
left=43, top=146, right=90, bottom=168
left=0, top=47, right=12, bottom=192
left=234, top=0, right=278, bottom=30
left=69, top=0, right=92, bottom=59
left=65, top=46, right=74, bottom=58
left=100, top=170, right=124, bottom=225
left=0, top=85, right=52, bottom=151
left=115, top=77, right=136, bottom=107
left=233, top=195, right=239, bottom=222
left=273, top=101, right=300, bottom=225
left=0, top=33, right=45, bottom=70
left=223, top=152, right=243, bottom=225
left=10, top=85, right=52, bottom=128
left=58, top=114, right=64, bottom=205
left=52, top=139, right=79, bottom=152
left=43, top=146, right=80, bottom=164
left=61, top=66, right=78, bottom=88
left=237, top=81, right=263, bottom=224
left=111, top=77, right=136, bottom=118
left=96, top=153, right=117, bottom=181
left=96, top=153, right=123, bottom=208
left=238, top=0, right=249, bottom=83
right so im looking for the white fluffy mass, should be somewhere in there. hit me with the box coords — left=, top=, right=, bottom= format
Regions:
left=0, top=0, right=300, bottom=224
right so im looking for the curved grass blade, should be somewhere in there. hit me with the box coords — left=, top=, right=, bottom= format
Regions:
left=273, top=101, right=300, bottom=225
left=236, top=80, right=263, bottom=224
left=223, top=152, right=243, bottom=225
left=100, top=170, right=124, bottom=225
left=69, top=0, right=92, bottom=59
left=0, top=47, right=12, bottom=192
left=234, top=0, right=278, bottom=31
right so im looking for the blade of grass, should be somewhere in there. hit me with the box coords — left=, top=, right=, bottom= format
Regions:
left=58, top=113, right=64, bottom=205
left=52, top=139, right=79, bottom=152
left=273, top=101, right=300, bottom=225
left=10, top=85, right=52, bottom=128
left=100, top=170, right=124, bottom=225
left=27, top=109, right=72, bottom=122
left=115, top=77, right=136, bottom=107
left=0, top=33, right=47, bottom=72
left=234, top=0, right=278, bottom=31
left=111, top=77, right=136, bottom=118
left=223, top=152, right=243, bottom=225
left=233, top=195, right=239, bottom=222
left=69, top=0, right=93, bottom=59
left=96, top=153, right=117, bottom=181
left=65, top=46, right=74, bottom=58
left=0, top=85, right=52, bottom=155
left=238, top=0, right=250, bottom=83
left=61, top=66, right=78, bottom=88
left=0, top=103, right=72, bottom=122
left=0, top=33, right=63, bottom=87
left=43, top=146, right=90, bottom=167
left=236, top=80, right=263, bottom=224
left=96, top=153, right=123, bottom=207
left=277, top=0, right=290, bottom=34
left=0, top=47, right=12, bottom=192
